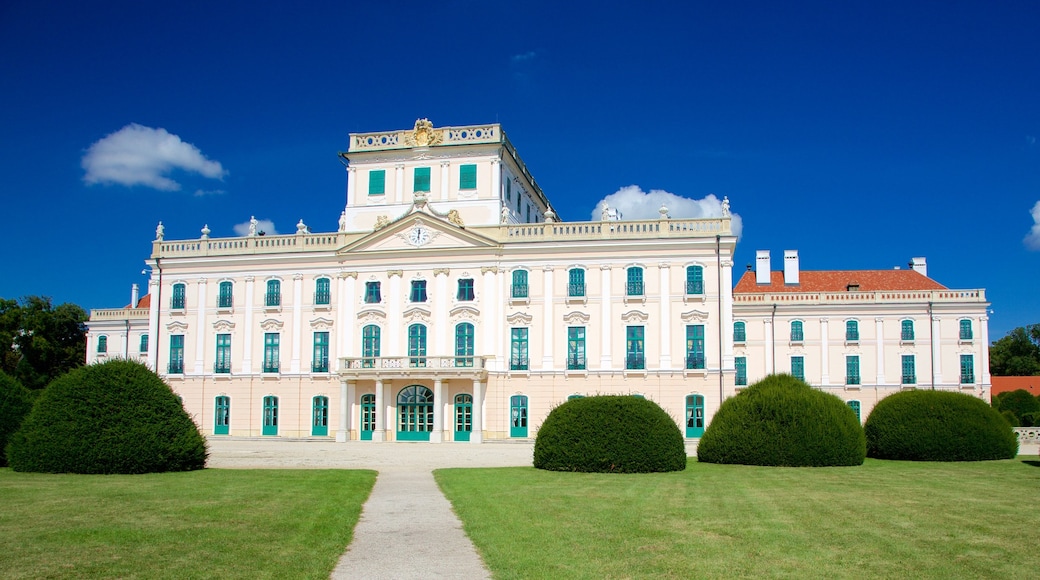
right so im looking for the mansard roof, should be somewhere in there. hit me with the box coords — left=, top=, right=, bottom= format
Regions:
left=733, top=270, right=947, bottom=293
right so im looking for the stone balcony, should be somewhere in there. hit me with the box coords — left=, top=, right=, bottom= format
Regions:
left=338, top=356, right=489, bottom=381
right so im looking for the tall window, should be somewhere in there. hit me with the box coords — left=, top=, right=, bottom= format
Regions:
left=408, top=324, right=427, bottom=367
left=505, top=179, right=511, bottom=201
left=218, top=281, right=233, bottom=308
left=97, top=335, right=107, bottom=354
left=510, top=328, right=529, bottom=370
left=263, top=333, right=279, bottom=373
left=369, top=169, right=386, bottom=195
left=457, top=278, right=475, bottom=301
left=960, top=355, right=975, bottom=384
left=735, top=356, right=747, bottom=386
left=314, top=278, right=331, bottom=305
left=848, top=400, right=861, bottom=422
left=791, top=356, right=804, bottom=381
left=790, top=320, right=804, bottom=342
left=171, top=283, right=186, bottom=309
left=410, top=280, right=428, bottom=302
left=459, top=164, right=477, bottom=190
left=511, top=270, right=528, bottom=298
left=626, top=267, right=644, bottom=296
left=686, top=265, right=704, bottom=295
left=959, top=319, right=973, bottom=340
left=626, top=326, right=645, bottom=370
left=568, top=268, right=585, bottom=297
left=455, top=323, right=474, bottom=367
left=901, top=319, right=915, bottom=341
left=733, top=321, right=746, bottom=343
left=214, top=396, right=230, bottom=434
left=362, top=325, right=380, bottom=368
left=567, top=327, right=586, bottom=370
left=686, top=325, right=705, bottom=370
left=312, top=331, right=329, bottom=372
left=414, top=166, right=431, bottom=192
left=139, top=334, right=149, bottom=353
left=265, top=279, right=281, bottom=307
left=215, top=333, right=231, bottom=373
left=846, top=320, right=859, bottom=342
left=169, top=335, right=184, bottom=374
left=901, top=355, right=916, bottom=385
left=364, top=281, right=381, bottom=303
left=846, top=356, right=860, bottom=385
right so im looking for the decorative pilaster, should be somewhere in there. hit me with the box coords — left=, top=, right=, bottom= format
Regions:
left=337, top=378, right=350, bottom=442
left=491, top=158, right=501, bottom=202
left=194, top=279, right=207, bottom=374
left=373, top=378, right=386, bottom=442
left=721, top=260, right=734, bottom=369
left=481, top=267, right=498, bottom=369
left=820, top=317, right=830, bottom=385
left=147, top=277, right=160, bottom=369
left=339, top=272, right=357, bottom=359
left=542, top=266, right=554, bottom=369
left=471, top=380, right=484, bottom=444
left=431, top=379, right=444, bottom=443
left=242, top=276, right=254, bottom=373
left=290, top=274, right=303, bottom=373
left=659, top=262, right=671, bottom=369
left=875, top=317, right=885, bottom=385
left=346, top=166, right=356, bottom=206
left=600, top=265, right=612, bottom=369
left=931, top=315, right=942, bottom=385
left=394, top=164, right=404, bottom=205
left=434, top=269, right=450, bottom=356
left=387, top=272, right=402, bottom=355
left=980, top=315, right=991, bottom=385
left=439, top=160, right=450, bottom=201
left=763, top=316, right=774, bottom=378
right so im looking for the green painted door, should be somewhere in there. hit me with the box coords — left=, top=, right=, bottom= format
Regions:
left=312, top=396, right=329, bottom=437
left=397, top=385, right=433, bottom=441
left=510, top=395, right=528, bottom=438
left=214, top=396, right=230, bottom=435
left=454, top=393, right=472, bottom=442
left=686, top=394, right=705, bottom=437
left=360, top=394, right=375, bottom=440
left=262, top=396, right=278, bottom=436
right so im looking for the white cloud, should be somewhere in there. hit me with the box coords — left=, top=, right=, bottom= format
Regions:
left=511, top=51, right=537, bottom=63
left=233, top=218, right=278, bottom=237
left=82, top=123, right=227, bottom=191
left=1024, top=201, right=1040, bottom=250
left=193, top=188, right=226, bottom=197
left=590, top=185, right=743, bottom=238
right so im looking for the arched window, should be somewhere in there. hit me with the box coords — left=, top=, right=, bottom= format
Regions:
left=511, top=270, right=529, bottom=298
left=265, top=279, right=281, bottom=307
left=454, top=393, right=473, bottom=441
left=686, top=265, right=704, bottom=295
left=733, top=321, right=746, bottom=343
left=790, top=320, right=804, bottom=342
left=959, top=319, right=973, bottom=340
left=901, top=319, right=915, bottom=341
left=846, top=320, right=859, bottom=342
left=97, top=335, right=107, bottom=354
left=626, top=267, right=644, bottom=296
left=408, top=324, right=427, bottom=367
left=314, top=278, right=331, bottom=305
left=568, top=268, right=586, bottom=297
left=171, top=283, right=186, bottom=309
left=218, top=281, right=233, bottom=308
left=455, top=323, right=475, bottom=367
left=397, top=385, right=434, bottom=440
left=362, top=325, right=380, bottom=368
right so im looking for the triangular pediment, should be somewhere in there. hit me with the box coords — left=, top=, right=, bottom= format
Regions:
left=339, top=212, right=499, bottom=254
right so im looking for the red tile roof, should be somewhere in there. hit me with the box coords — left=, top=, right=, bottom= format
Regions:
left=734, top=270, right=947, bottom=293
left=991, top=376, right=1040, bottom=397
left=124, top=294, right=151, bottom=309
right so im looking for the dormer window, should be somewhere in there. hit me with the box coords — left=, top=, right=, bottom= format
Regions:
left=846, top=283, right=860, bottom=292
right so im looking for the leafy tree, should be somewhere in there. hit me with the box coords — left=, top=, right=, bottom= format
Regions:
left=996, top=389, right=1040, bottom=426
left=0, top=296, right=88, bottom=390
left=989, top=325, right=1040, bottom=376
left=0, top=371, right=33, bottom=467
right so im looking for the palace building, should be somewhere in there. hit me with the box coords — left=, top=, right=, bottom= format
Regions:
left=85, top=119, right=990, bottom=442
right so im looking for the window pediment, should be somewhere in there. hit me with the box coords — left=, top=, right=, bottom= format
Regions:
left=310, top=317, right=334, bottom=330
left=563, top=311, right=590, bottom=324
left=260, top=318, right=284, bottom=331
left=166, top=321, right=188, bottom=332
left=680, top=309, right=709, bottom=323
left=621, top=310, right=649, bottom=323
left=212, top=319, right=235, bottom=332
left=507, top=311, right=533, bottom=325
left=449, top=304, right=479, bottom=321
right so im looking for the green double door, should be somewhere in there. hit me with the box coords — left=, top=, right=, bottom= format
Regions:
left=454, top=394, right=473, bottom=442
left=510, top=395, right=528, bottom=437
left=312, top=396, right=329, bottom=437
left=686, top=395, right=705, bottom=437
left=360, top=394, right=376, bottom=440
left=262, top=396, right=278, bottom=436
left=397, top=385, right=433, bottom=441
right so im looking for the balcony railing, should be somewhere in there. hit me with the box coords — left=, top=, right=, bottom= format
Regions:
left=846, top=375, right=861, bottom=386
left=686, top=281, right=703, bottom=295
left=314, top=291, right=331, bottom=305
left=510, top=356, right=529, bottom=371
left=626, top=282, right=644, bottom=296
left=168, top=360, right=184, bottom=374
left=902, top=374, right=916, bottom=385
left=567, top=356, right=586, bottom=370
left=341, top=356, right=489, bottom=371
left=685, top=355, right=705, bottom=370
left=511, top=284, right=528, bottom=298
left=625, top=354, right=645, bottom=370
left=568, top=283, right=585, bottom=297
left=960, top=374, right=975, bottom=384
left=265, top=293, right=281, bottom=307
left=312, top=359, right=329, bottom=373
left=214, top=362, right=231, bottom=374
left=263, top=361, right=279, bottom=373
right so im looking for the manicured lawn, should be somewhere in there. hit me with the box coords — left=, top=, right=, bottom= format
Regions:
left=436, top=457, right=1040, bottom=579
left=0, top=468, right=376, bottom=579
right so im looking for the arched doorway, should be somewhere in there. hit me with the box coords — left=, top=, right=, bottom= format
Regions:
left=397, top=385, right=433, bottom=441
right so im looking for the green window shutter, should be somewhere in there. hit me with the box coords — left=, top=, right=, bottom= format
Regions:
left=791, top=356, right=804, bottom=380
left=686, top=325, right=705, bottom=369
left=459, top=164, right=477, bottom=190
left=369, top=170, right=386, bottom=195
left=735, top=357, right=747, bottom=386
left=733, top=321, right=746, bottom=343
left=414, top=167, right=431, bottom=192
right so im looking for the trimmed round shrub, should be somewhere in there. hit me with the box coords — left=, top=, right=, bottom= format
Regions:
left=0, top=371, right=34, bottom=467
left=865, top=390, right=1017, bottom=461
left=697, top=374, right=865, bottom=467
left=996, top=389, right=1040, bottom=425
left=534, top=395, right=686, bottom=473
left=1001, top=410, right=1020, bottom=427
left=7, top=359, right=207, bottom=473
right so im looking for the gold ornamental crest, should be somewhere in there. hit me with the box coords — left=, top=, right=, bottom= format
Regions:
left=405, top=118, right=443, bottom=147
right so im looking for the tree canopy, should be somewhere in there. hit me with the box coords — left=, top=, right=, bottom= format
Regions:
left=0, top=296, right=87, bottom=390
left=989, top=324, right=1040, bottom=376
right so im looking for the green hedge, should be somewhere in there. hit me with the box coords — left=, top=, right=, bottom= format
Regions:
left=534, top=395, right=686, bottom=473
left=995, top=389, right=1040, bottom=426
left=697, top=374, right=865, bottom=467
left=7, top=359, right=207, bottom=473
left=0, top=371, right=34, bottom=467
left=865, top=390, right=1017, bottom=461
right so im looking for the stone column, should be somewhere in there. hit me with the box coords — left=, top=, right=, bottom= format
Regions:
left=721, top=260, right=734, bottom=369
left=930, top=315, right=942, bottom=386
left=820, top=317, right=830, bottom=385
left=373, top=378, right=386, bottom=442
left=471, top=379, right=484, bottom=444
left=875, top=317, right=885, bottom=386
left=600, top=265, right=612, bottom=369
left=147, top=277, right=160, bottom=368
left=658, top=262, right=671, bottom=369
left=431, top=378, right=444, bottom=443
left=242, top=276, right=254, bottom=373
left=542, top=266, right=554, bottom=369
left=337, top=377, right=350, bottom=442
left=194, top=278, right=208, bottom=374
left=290, top=274, right=303, bottom=373
left=346, top=166, right=356, bottom=206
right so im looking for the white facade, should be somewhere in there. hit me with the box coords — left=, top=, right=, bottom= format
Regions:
left=85, top=119, right=988, bottom=442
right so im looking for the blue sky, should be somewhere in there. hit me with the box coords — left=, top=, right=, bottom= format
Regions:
left=1, top=0, right=1037, bottom=339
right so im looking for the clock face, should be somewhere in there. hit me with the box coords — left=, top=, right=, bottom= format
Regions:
left=409, top=226, right=430, bottom=246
